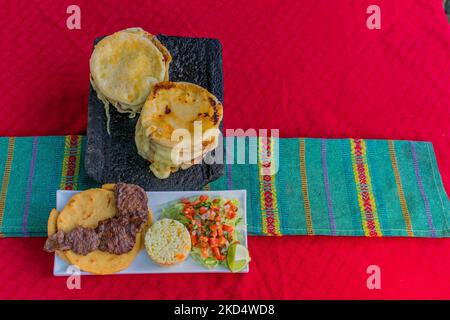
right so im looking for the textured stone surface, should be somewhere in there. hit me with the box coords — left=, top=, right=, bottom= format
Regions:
left=85, top=35, right=224, bottom=191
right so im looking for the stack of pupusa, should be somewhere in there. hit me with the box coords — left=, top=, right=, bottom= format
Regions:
left=90, top=27, right=223, bottom=180
left=135, top=82, right=223, bottom=179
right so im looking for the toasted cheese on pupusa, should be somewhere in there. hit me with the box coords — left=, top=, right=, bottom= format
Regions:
left=135, top=81, right=223, bottom=179
left=138, top=82, right=223, bottom=147
left=89, top=27, right=171, bottom=116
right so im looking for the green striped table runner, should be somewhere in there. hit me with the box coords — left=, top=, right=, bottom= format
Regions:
left=0, top=136, right=448, bottom=237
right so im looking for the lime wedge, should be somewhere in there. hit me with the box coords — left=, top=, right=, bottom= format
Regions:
left=227, top=244, right=250, bottom=273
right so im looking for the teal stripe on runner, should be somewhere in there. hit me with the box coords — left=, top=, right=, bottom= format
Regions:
left=304, top=138, right=331, bottom=234
left=423, top=143, right=449, bottom=236
left=326, top=139, right=355, bottom=234
left=394, top=140, right=431, bottom=236
left=276, top=138, right=306, bottom=235
left=376, top=140, right=409, bottom=237
left=2, top=138, right=32, bottom=235
left=25, top=137, right=65, bottom=235
left=365, top=139, right=391, bottom=235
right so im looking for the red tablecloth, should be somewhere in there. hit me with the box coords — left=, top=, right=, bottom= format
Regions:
left=0, top=0, right=449, bottom=299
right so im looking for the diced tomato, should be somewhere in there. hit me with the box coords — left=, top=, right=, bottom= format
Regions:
left=208, top=237, right=219, bottom=248
left=183, top=206, right=195, bottom=216
left=225, top=200, right=237, bottom=211
left=201, top=248, right=209, bottom=258
left=212, top=247, right=226, bottom=261
left=199, top=236, right=208, bottom=247
left=191, top=234, right=198, bottom=246
left=227, top=210, right=237, bottom=219
left=180, top=197, right=241, bottom=262
left=222, top=224, right=234, bottom=233
left=218, top=236, right=227, bottom=247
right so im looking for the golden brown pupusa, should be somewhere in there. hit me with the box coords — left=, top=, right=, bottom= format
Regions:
left=138, top=82, right=223, bottom=147
left=89, top=27, right=171, bottom=115
left=135, top=81, right=223, bottom=179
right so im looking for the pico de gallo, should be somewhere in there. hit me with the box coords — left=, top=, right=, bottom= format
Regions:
left=161, top=195, right=243, bottom=268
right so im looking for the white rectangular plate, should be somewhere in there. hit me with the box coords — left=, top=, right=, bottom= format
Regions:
left=53, top=189, right=248, bottom=276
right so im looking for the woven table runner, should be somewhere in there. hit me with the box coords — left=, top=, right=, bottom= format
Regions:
left=0, top=136, right=448, bottom=237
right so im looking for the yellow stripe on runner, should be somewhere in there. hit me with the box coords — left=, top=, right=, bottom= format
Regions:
left=388, top=140, right=413, bottom=236
left=0, top=137, right=15, bottom=237
left=299, top=138, right=314, bottom=235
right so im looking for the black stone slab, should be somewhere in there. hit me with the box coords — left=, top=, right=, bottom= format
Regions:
left=85, top=35, right=224, bottom=191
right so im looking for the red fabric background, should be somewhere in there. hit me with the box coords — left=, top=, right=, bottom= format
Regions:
left=0, top=0, right=449, bottom=299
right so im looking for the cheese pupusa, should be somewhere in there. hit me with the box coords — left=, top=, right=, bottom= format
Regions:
left=89, top=27, right=171, bottom=133
left=135, top=81, right=223, bottom=179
